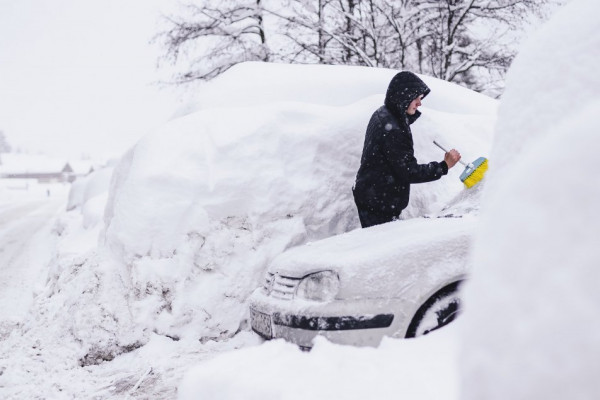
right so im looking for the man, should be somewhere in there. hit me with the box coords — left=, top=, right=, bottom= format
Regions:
left=353, top=71, right=461, bottom=228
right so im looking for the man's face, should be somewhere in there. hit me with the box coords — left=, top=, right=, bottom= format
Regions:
left=406, top=94, right=424, bottom=115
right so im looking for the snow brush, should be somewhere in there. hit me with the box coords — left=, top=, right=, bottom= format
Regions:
left=433, top=140, right=488, bottom=189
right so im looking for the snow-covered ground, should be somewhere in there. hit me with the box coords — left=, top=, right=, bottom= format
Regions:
left=180, top=324, right=460, bottom=400
left=1, top=0, right=598, bottom=398
left=0, top=182, right=69, bottom=331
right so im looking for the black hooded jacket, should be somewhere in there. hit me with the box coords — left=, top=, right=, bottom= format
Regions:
left=353, top=71, right=448, bottom=223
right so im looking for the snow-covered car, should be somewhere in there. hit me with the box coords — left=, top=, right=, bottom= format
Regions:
left=249, top=191, right=479, bottom=348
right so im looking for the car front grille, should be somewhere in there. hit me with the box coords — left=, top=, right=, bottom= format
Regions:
left=264, top=272, right=301, bottom=300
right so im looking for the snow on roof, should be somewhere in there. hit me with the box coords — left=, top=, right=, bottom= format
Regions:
left=0, top=153, right=93, bottom=175
left=68, top=160, right=95, bottom=175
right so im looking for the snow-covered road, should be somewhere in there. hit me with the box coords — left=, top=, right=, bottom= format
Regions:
left=0, top=186, right=262, bottom=399
left=0, top=194, right=64, bottom=324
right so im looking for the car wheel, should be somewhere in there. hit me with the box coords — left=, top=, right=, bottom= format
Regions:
left=404, top=280, right=463, bottom=338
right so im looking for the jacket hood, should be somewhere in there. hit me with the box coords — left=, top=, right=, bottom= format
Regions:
left=384, top=71, right=431, bottom=119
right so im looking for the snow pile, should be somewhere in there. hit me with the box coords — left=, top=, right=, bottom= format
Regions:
left=0, top=167, right=122, bottom=396
left=67, top=165, right=115, bottom=228
left=101, top=62, right=495, bottom=344
left=0, top=62, right=495, bottom=398
left=178, top=62, right=496, bottom=117
left=460, top=0, right=600, bottom=399
left=179, top=325, right=460, bottom=400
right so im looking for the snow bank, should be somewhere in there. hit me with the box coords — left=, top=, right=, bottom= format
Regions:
left=460, top=1, right=600, bottom=399
left=66, top=175, right=88, bottom=210
left=176, top=62, right=497, bottom=117
left=101, top=62, right=495, bottom=343
left=179, top=324, right=460, bottom=400
left=0, top=62, right=496, bottom=397
left=67, top=166, right=114, bottom=228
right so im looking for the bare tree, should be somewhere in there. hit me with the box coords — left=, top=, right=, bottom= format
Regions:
left=413, top=0, right=548, bottom=91
left=272, top=0, right=400, bottom=67
left=267, top=0, right=331, bottom=63
left=158, top=0, right=558, bottom=94
left=157, top=0, right=270, bottom=82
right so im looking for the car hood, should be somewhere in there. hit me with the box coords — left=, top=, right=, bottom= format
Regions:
left=270, top=215, right=476, bottom=299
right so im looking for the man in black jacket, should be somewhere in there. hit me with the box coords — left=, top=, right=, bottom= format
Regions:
left=353, top=71, right=461, bottom=228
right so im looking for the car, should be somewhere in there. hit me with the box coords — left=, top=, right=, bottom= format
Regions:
left=249, top=190, right=480, bottom=348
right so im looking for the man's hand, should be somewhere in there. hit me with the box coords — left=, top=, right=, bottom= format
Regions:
left=444, top=149, right=461, bottom=169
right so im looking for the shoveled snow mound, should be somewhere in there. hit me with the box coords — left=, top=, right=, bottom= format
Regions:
left=460, top=1, right=600, bottom=399
left=101, top=62, right=495, bottom=343
left=0, top=62, right=495, bottom=398
left=176, top=62, right=497, bottom=117
left=179, top=324, right=460, bottom=400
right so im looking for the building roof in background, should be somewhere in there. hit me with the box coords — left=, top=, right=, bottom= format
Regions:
left=0, top=153, right=94, bottom=175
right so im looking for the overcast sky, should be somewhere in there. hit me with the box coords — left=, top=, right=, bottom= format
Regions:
left=0, top=0, right=184, bottom=162
left=0, top=1, right=562, bottom=164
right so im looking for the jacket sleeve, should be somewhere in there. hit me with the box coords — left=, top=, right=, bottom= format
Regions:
left=381, top=123, right=448, bottom=184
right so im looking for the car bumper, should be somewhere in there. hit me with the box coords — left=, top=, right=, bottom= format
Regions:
left=249, top=288, right=404, bottom=348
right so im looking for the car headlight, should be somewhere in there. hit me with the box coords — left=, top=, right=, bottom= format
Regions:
left=296, top=271, right=340, bottom=302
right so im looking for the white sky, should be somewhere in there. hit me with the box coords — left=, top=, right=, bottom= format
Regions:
left=0, top=0, right=184, bottom=162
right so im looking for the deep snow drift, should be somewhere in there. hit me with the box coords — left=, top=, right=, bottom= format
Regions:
left=0, top=61, right=495, bottom=398
left=180, top=324, right=461, bottom=400
left=100, top=62, right=494, bottom=346
left=460, top=0, right=600, bottom=399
